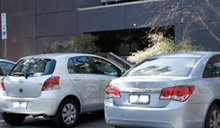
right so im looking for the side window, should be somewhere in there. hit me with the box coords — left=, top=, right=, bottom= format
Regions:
left=203, top=55, right=220, bottom=78
left=0, top=67, right=4, bottom=76
left=0, top=62, right=15, bottom=76
left=67, top=56, right=93, bottom=74
left=92, top=57, right=120, bottom=77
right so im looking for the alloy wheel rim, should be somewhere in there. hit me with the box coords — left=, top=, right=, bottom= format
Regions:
left=62, top=103, right=76, bottom=125
left=210, top=110, right=220, bottom=128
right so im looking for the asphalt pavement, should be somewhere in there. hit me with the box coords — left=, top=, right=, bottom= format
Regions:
left=0, top=111, right=111, bottom=128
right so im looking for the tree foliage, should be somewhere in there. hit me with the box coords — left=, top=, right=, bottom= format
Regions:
left=140, top=0, right=219, bottom=42
left=127, top=33, right=204, bottom=63
left=49, top=34, right=100, bottom=54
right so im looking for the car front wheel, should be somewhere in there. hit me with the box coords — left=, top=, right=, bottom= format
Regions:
left=54, top=99, right=79, bottom=128
left=2, top=112, right=26, bottom=125
left=205, top=104, right=220, bottom=128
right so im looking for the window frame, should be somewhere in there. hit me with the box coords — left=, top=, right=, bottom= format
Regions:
left=203, top=54, right=220, bottom=78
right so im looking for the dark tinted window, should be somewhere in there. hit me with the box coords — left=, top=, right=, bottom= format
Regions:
left=203, top=55, right=220, bottom=78
left=68, top=56, right=93, bottom=74
left=10, top=58, right=56, bottom=77
left=0, top=62, right=15, bottom=76
left=125, top=57, right=199, bottom=77
left=92, top=57, right=120, bottom=77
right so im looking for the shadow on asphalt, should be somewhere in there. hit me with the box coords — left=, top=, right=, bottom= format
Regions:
left=0, top=111, right=110, bottom=128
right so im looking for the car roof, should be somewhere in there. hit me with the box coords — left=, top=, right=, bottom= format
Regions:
left=148, top=51, right=219, bottom=59
left=20, top=53, right=105, bottom=60
left=0, top=59, right=15, bottom=64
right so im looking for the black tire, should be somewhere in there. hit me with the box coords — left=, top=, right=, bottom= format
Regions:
left=205, top=104, right=220, bottom=128
left=2, top=112, right=26, bottom=125
left=54, top=99, right=79, bottom=128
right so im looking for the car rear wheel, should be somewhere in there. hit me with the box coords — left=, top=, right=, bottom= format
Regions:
left=2, top=112, right=26, bottom=125
left=205, top=104, right=220, bottom=128
left=54, top=99, right=79, bottom=128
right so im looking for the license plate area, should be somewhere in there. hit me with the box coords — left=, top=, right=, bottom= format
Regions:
left=129, top=94, right=150, bottom=104
left=12, top=102, right=27, bottom=110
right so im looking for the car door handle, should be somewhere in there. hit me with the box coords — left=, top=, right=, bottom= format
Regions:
left=73, top=78, right=81, bottom=81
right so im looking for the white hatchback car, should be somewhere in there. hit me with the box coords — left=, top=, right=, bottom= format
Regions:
left=0, top=53, right=124, bottom=128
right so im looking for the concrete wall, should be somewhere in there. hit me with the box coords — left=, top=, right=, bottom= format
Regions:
left=0, top=0, right=37, bottom=61
left=0, top=0, right=219, bottom=61
left=0, top=0, right=76, bottom=61
left=78, top=0, right=220, bottom=50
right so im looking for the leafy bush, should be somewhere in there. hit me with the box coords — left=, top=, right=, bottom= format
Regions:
left=49, top=34, right=100, bottom=54
left=127, top=33, right=204, bottom=63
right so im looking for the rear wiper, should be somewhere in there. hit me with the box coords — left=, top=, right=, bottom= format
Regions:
left=10, top=72, right=26, bottom=77
left=11, top=72, right=31, bottom=79
left=25, top=72, right=31, bottom=79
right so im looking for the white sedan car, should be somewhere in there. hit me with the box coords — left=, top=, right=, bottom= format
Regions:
left=0, top=53, right=124, bottom=128
left=105, top=52, right=220, bottom=128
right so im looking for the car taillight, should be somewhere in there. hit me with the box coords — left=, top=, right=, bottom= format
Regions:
left=1, top=78, right=5, bottom=90
left=160, top=85, right=195, bottom=102
left=105, top=85, right=121, bottom=99
left=42, top=76, right=60, bottom=91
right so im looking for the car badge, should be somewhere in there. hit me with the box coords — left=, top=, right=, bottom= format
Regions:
left=19, top=79, right=24, bottom=83
left=19, top=88, right=23, bottom=93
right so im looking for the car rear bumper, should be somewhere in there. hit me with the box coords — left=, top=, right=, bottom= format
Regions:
left=105, top=99, right=208, bottom=128
left=0, top=90, right=64, bottom=116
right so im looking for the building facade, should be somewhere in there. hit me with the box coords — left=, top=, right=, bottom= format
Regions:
left=0, top=0, right=219, bottom=61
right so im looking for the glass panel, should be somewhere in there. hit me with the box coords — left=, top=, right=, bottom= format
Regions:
left=10, top=58, right=56, bottom=77
left=68, top=56, right=93, bottom=74
left=203, top=55, right=220, bottom=78
left=92, top=57, right=120, bottom=77
left=0, top=62, right=15, bottom=76
left=126, top=57, right=199, bottom=77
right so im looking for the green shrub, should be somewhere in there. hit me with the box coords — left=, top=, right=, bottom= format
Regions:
left=49, top=34, right=100, bottom=54
left=127, top=33, right=204, bottom=63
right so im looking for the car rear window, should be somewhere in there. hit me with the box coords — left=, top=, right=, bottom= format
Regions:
left=125, top=57, right=199, bottom=77
left=9, top=58, right=56, bottom=77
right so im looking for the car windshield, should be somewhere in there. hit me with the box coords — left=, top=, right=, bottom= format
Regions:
left=9, top=58, right=56, bottom=77
left=125, top=57, right=199, bottom=77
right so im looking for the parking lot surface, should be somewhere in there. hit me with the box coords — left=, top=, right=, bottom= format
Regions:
left=0, top=111, right=110, bottom=128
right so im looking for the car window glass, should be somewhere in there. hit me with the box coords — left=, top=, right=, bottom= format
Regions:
left=203, top=55, right=220, bottom=78
left=92, top=57, right=120, bottom=77
left=10, top=58, right=56, bottom=77
left=0, top=67, right=3, bottom=76
left=125, top=57, right=199, bottom=77
left=68, top=56, right=93, bottom=74
left=0, top=62, right=15, bottom=76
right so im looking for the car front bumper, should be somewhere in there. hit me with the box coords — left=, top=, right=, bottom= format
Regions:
left=105, top=99, right=208, bottom=128
left=0, top=90, right=64, bottom=116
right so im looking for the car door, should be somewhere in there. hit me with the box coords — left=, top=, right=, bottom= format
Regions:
left=203, top=54, right=220, bottom=95
left=90, top=57, right=122, bottom=105
left=67, top=56, right=101, bottom=109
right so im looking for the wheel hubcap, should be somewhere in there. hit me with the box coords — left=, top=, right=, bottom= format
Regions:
left=210, top=110, right=220, bottom=128
left=62, top=103, right=76, bottom=125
